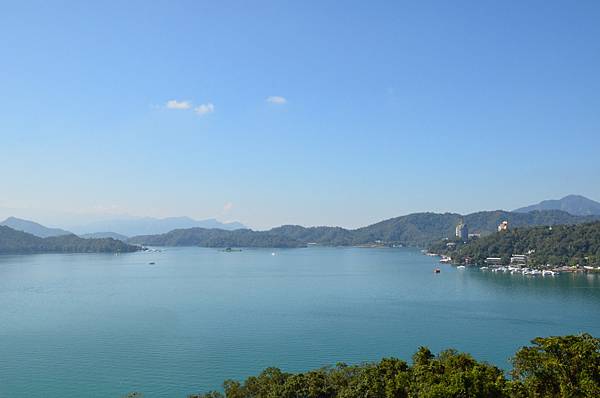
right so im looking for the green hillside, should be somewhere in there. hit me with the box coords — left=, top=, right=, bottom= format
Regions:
left=129, top=210, right=600, bottom=248
left=429, top=222, right=600, bottom=267
left=0, top=226, right=140, bottom=254
left=128, top=228, right=305, bottom=248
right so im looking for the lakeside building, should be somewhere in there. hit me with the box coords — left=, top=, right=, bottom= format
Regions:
left=485, top=257, right=503, bottom=266
left=455, top=222, right=468, bottom=241
left=498, top=221, right=509, bottom=232
left=510, top=254, right=528, bottom=267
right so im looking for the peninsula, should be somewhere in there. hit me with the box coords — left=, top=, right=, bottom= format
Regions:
left=0, top=226, right=141, bottom=254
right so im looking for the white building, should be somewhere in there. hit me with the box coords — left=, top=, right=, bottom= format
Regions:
left=485, top=257, right=503, bottom=266
left=510, top=254, right=528, bottom=267
left=498, top=221, right=509, bottom=232
left=455, top=222, right=468, bottom=240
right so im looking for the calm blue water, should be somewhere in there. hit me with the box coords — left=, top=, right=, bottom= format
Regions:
left=0, top=247, right=599, bottom=397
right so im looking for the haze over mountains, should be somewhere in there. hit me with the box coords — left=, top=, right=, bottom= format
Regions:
left=69, top=216, right=246, bottom=237
left=2, top=194, right=600, bottom=252
left=0, top=226, right=139, bottom=254
left=514, top=195, right=600, bottom=216
left=0, top=216, right=246, bottom=239
left=128, top=195, right=600, bottom=248
left=129, top=209, right=600, bottom=248
left=0, top=217, right=72, bottom=238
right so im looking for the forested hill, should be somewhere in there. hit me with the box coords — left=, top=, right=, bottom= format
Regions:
left=515, top=194, right=600, bottom=216
left=274, top=210, right=598, bottom=247
left=0, top=216, right=72, bottom=237
left=0, top=226, right=141, bottom=254
left=129, top=210, right=599, bottom=248
left=430, top=222, right=600, bottom=267
left=128, top=228, right=306, bottom=248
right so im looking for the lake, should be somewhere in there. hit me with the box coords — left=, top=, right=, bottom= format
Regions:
left=0, top=247, right=599, bottom=397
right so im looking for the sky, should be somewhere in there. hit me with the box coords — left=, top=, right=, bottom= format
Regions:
left=1, top=0, right=599, bottom=230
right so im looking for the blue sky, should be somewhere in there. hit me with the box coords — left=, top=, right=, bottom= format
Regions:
left=1, top=1, right=599, bottom=229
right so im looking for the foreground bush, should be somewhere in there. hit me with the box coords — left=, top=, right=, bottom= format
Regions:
left=188, top=334, right=599, bottom=398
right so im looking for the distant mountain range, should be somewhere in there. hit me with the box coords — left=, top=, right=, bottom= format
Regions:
left=514, top=195, right=600, bottom=216
left=129, top=209, right=600, bottom=248
left=0, top=217, right=72, bottom=238
left=70, top=216, right=246, bottom=237
left=0, top=216, right=245, bottom=240
left=0, top=226, right=140, bottom=254
left=4, top=195, right=600, bottom=252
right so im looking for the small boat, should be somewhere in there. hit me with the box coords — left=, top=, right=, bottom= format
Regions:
left=434, top=268, right=441, bottom=274
left=148, top=262, right=155, bottom=265
left=457, top=265, right=466, bottom=270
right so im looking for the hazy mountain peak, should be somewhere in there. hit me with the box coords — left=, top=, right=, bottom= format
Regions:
left=70, top=216, right=246, bottom=237
left=0, top=217, right=72, bottom=238
left=514, top=195, right=600, bottom=216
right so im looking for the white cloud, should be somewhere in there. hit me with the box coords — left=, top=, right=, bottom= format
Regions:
left=223, top=202, right=233, bottom=213
left=166, top=100, right=192, bottom=110
left=195, top=103, right=215, bottom=116
left=266, top=96, right=287, bottom=105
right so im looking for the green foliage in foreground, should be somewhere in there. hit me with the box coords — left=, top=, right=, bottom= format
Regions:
left=188, top=334, right=599, bottom=398
left=429, top=222, right=600, bottom=267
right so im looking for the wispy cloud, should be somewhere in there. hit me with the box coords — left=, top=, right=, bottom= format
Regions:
left=166, top=100, right=192, bottom=109
left=223, top=202, right=233, bottom=213
left=195, top=103, right=215, bottom=116
left=266, top=96, right=287, bottom=105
